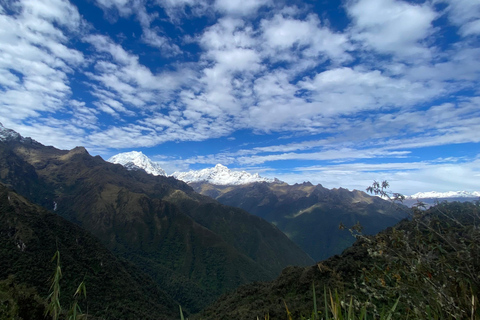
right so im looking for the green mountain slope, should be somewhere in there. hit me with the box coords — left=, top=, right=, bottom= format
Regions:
left=0, top=183, right=179, bottom=319
left=0, top=132, right=313, bottom=312
left=196, top=201, right=480, bottom=319
left=191, top=181, right=406, bottom=261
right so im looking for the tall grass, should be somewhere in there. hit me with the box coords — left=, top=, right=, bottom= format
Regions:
left=45, top=250, right=87, bottom=320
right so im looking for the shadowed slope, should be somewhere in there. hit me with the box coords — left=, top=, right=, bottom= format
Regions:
left=0, top=183, right=179, bottom=319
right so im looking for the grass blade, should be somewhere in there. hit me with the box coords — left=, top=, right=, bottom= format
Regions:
left=179, top=305, right=185, bottom=320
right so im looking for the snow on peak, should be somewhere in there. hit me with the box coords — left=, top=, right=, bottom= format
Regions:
left=172, top=164, right=274, bottom=185
left=108, top=151, right=166, bottom=176
left=107, top=152, right=272, bottom=185
left=0, top=123, right=21, bottom=141
left=407, top=191, right=480, bottom=199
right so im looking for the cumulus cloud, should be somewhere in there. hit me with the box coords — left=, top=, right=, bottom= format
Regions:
left=346, top=0, right=437, bottom=59
left=260, top=13, right=351, bottom=64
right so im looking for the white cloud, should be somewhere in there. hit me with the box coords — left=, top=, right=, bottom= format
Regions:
left=276, top=158, right=480, bottom=195
left=154, top=0, right=211, bottom=22
left=214, top=0, right=272, bottom=16
left=18, top=0, right=83, bottom=31
left=347, top=0, right=437, bottom=58
left=94, top=0, right=181, bottom=56
left=0, top=0, right=84, bottom=123
left=95, top=0, right=134, bottom=16
left=84, top=34, right=188, bottom=117
left=141, top=28, right=181, bottom=55
left=443, top=0, right=480, bottom=36
left=260, top=13, right=351, bottom=63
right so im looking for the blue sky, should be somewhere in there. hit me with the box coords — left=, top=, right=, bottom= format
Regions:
left=0, top=0, right=479, bottom=194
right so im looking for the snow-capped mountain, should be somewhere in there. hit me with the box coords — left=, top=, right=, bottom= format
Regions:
left=108, top=151, right=274, bottom=185
left=407, top=191, right=480, bottom=199
left=404, top=190, right=480, bottom=208
left=0, top=123, right=21, bottom=141
left=173, top=164, right=274, bottom=185
left=108, top=151, right=166, bottom=176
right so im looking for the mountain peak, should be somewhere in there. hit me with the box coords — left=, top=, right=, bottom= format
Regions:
left=172, top=164, right=274, bottom=185
left=0, top=123, right=21, bottom=141
left=109, top=152, right=274, bottom=185
left=108, top=151, right=166, bottom=176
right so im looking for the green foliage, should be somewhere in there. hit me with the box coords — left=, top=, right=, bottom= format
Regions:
left=363, top=181, right=480, bottom=319
left=67, top=280, right=87, bottom=320
left=180, top=305, right=186, bottom=320
left=0, top=275, right=46, bottom=320
left=46, top=250, right=62, bottom=320
left=319, top=288, right=399, bottom=320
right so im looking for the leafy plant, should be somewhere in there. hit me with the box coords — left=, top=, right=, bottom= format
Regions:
left=45, top=250, right=87, bottom=320
left=46, top=250, right=62, bottom=320
left=363, top=181, right=480, bottom=319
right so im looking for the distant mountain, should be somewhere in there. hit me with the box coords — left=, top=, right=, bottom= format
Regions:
left=404, top=191, right=480, bottom=207
left=108, top=151, right=167, bottom=176
left=190, top=181, right=406, bottom=261
left=172, top=164, right=275, bottom=185
left=108, top=151, right=405, bottom=262
left=108, top=151, right=274, bottom=185
left=407, top=190, right=480, bottom=199
left=0, top=182, right=179, bottom=319
left=0, top=126, right=313, bottom=313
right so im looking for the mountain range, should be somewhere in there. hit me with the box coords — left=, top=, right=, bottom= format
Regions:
left=108, top=151, right=407, bottom=261
left=408, top=191, right=480, bottom=198
left=0, top=123, right=312, bottom=314
left=108, top=151, right=480, bottom=200
left=3, top=124, right=477, bottom=318
left=108, top=151, right=275, bottom=185
left=404, top=191, right=480, bottom=207
left=191, top=181, right=407, bottom=261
